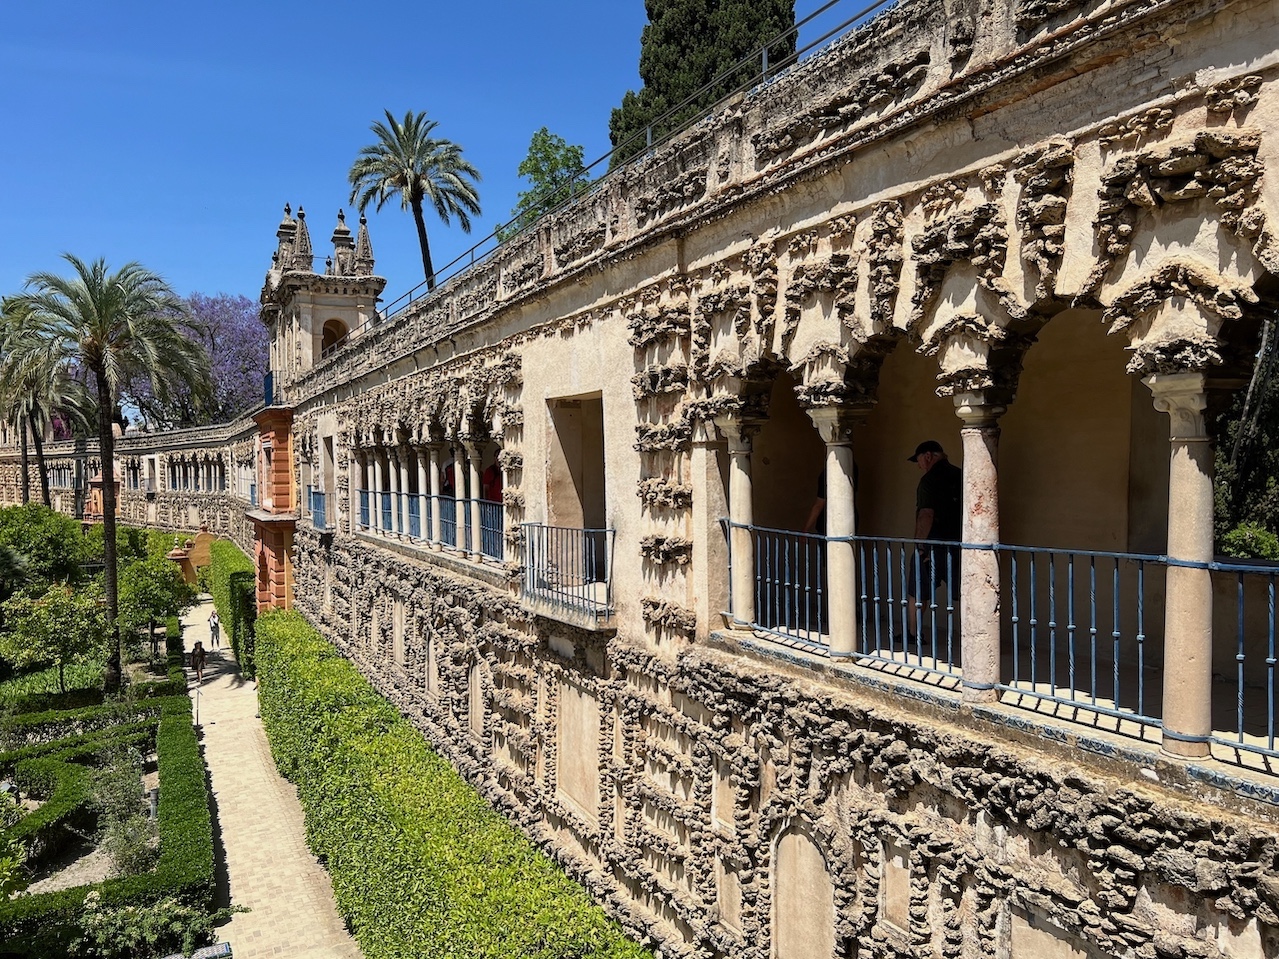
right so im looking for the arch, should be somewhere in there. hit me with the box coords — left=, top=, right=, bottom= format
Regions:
left=772, top=820, right=836, bottom=959
left=321, top=319, right=348, bottom=355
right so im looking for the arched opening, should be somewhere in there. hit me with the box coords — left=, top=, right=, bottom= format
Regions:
left=772, top=822, right=835, bottom=959
left=321, top=319, right=348, bottom=355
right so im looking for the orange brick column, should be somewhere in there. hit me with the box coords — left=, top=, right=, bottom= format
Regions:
left=249, top=407, right=296, bottom=613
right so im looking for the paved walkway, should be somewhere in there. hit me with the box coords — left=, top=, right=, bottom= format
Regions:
left=181, top=599, right=362, bottom=959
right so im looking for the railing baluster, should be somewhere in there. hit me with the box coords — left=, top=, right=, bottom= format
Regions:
left=1089, top=556, right=1097, bottom=707
left=1269, top=575, right=1276, bottom=752
left=1238, top=572, right=1247, bottom=744
left=1112, top=559, right=1121, bottom=711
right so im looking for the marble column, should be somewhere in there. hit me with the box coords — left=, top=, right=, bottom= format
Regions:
left=372, top=449, right=385, bottom=533
left=415, top=443, right=429, bottom=540
left=428, top=443, right=443, bottom=549
left=1147, top=372, right=1214, bottom=759
left=466, top=442, right=483, bottom=561
left=388, top=449, right=402, bottom=537
left=716, top=416, right=760, bottom=630
left=399, top=447, right=412, bottom=537
left=805, top=405, right=863, bottom=657
left=954, top=392, right=1005, bottom=703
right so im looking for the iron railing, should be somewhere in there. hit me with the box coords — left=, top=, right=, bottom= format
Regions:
left=522, top=524, right=614, bottom=618
left=751, top=524, right=829, bottom=649
left=438, top=495, right=459, bottom=549
left=308, top=487, right=329, bottom=531
left=479, top=499, right=504, bottom=561
left=995, top=545, right=1162, bottom=728
left=1209, top=559, right=1279, bottom=760
left=358, top=490, right=370, bottom=530
left=248, top=483, right=257, bottom=508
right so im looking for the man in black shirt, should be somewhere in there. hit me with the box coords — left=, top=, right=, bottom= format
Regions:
left=907, top=440, right=962, bottom=637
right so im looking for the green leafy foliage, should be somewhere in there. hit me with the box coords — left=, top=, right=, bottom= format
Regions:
left=209, top=541, right=256, bottom=677
left=0, top=583, right=108, bottom=693
left=498, top=128, right=591, bottom=241
left=1220, top=522, right=1279, bottom=561
left=256, top=611, right=649, bottom=959
left=0, top=504, right=86, bottom=588
left=117, top=555, right=195, bottom=657
left=609, top=0, right=796, bottom=165
left=0, top=695, right=213, bottom=955
left=71, top=891, right=241, bottom=959
left=0, top=663, right=104, bottom=710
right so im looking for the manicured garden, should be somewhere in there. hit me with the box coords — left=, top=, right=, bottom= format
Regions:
left=256, top=610, right=650, bottom=959
left=0, top=504, right=225, bottom=957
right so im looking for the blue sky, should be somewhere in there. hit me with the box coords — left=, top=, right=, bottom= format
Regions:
left=0, top=1, right=849, bottom=306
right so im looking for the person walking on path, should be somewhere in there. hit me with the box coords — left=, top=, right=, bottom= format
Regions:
left=190, top=641, right=207, bottom=683
left=208, top=610, right=221, bottom=650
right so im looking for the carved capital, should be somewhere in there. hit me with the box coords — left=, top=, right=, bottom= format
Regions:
left=953, top=391, right=1007, bottom=428
left=713, top=415, right=763, bottom=453
left=1144, top=372, right=1208, bottom=441
left=805, top=403, right=872, bottom=445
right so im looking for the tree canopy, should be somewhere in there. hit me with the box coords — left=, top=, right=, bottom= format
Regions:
left=609, top=0, right=796, bottom=166
left=499, top=128, right=591, bottom=242
left=349, top=110, right=482, bottom=289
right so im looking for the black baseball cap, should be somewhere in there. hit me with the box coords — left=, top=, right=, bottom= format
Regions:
left=908, top=440, right=944, bottom=462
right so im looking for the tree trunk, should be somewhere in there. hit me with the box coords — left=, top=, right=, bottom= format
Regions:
left=411, top=197, right=436, bottom=290
left=58, top=659, right=65, bottom=694
left=18, top=416, right=29, bottom=505
left=31, top=409, right=50, bottom=508
left=96, top=372, right=122, bottom=693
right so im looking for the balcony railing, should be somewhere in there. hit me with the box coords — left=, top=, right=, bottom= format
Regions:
left=723, top=521, right=1279, bottom=767
left=522, top=524, right=614, bottom=618
left=358, top=490, right=370, bottom=530
left=307, top=487, right=329, bottom=531
left=479, top=499, right=504, bottom=561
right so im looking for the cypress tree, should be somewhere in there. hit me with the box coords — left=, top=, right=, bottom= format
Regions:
left=609, top=0, right=797, bottom=166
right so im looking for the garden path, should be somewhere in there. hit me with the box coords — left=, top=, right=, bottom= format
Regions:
left=181, top=599, right=363, bottom=959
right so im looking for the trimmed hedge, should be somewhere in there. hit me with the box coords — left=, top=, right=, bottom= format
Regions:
left=208, top=541, right=256, bottom=677
left=256, top=611, right=650, bottom=959
left=0, top=696, right=213, bottom=956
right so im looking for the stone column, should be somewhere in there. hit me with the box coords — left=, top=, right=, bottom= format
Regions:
left=415, top=443, right=429, bottom=541
left=805, top=406, right=864, bottom=657
left=428, top=443, right=443, bottom=549
left=388, top=449, right=402, bottom=537
left=1147, top=372, right=1214, bottom=759
left=690, top=421, right=730, bottom=638
left=715, top=416, right=759, bottom=630
left=399, top=447, right=412, bottom=537
left=954, top=392, right=1006, bottom=703
left=465, top=441, right=483, bottom=561
left=372, top=449, right=385, bottom=533
left=362, top=451, right=373, bottom=530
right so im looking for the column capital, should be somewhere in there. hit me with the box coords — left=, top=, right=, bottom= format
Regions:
left=713, top=414, right=763, bottom=452
left=952, top=391, right=1007, bottom=428
left=1144, top=372, right=1208, bottom=440
left=804, top=403, right=872, bottom=445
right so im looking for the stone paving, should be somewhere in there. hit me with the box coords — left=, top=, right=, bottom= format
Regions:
left=181, top=599, right=362, bottom=959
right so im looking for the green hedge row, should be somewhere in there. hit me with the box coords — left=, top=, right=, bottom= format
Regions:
left=208, top=540, right=256, bottom=677
left=0, top=696, right=213, bottom=956
left=256, top=611, right=649, bottom=959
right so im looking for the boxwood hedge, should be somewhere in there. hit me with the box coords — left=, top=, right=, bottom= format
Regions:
left=0, top=695, right=213, bottom=956
left=209, top=540, right=256, bottom=677
left=256, top=611, right=650, bottom=959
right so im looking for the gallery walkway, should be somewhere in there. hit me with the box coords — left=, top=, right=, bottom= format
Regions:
left=181, top=599, right=362, bottom=959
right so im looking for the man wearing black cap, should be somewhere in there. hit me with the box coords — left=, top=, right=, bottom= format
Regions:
left=907, top=440, right=962, bottom=637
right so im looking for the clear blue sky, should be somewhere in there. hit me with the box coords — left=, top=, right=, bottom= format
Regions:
left=0, top=1, right=851, bottom=307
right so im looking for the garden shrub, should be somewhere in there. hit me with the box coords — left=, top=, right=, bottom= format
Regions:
left=256, top=610, right=649, bottom=959
left=209, top=541, right=256, bottom=676
left=1220, top=521, right=1279, bottom=560
left=0, top=696, right=213, bottom=956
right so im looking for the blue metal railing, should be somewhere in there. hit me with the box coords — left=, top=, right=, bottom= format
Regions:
left=438, top=495, right=458, bottom=548
left=309, top=488, right=328, bottom=531
left=359, top=490, right=370, bottom=530
left=752, top=525, right=828, bottom=649
left=479, top=499, right=504, bottom=561
left=249, top=482, right=257, bottom=508
left=1209, top=560, right=1279, bottom=759
left=408, top=493, right=421, bottom=539
left=856, top=535, right=960, bottom=679
left=380, top=491, right=393, bottom=531
left=522, top=524, right=614, bottom=617
left=995, top=545, right=1163, bottom=728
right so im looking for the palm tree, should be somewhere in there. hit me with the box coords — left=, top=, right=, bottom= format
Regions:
left=0, top=312, right=94, bottom=508
left=9, top=255, right=211, bottom=691
left=348, top=109, right=482, bottom=289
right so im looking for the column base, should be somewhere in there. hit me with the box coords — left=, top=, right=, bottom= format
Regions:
left=1160, top=729, right=1211, bottom=760
left=720, top=613, right=754, bottom=633
left=961, top=681, right=998, bottom=705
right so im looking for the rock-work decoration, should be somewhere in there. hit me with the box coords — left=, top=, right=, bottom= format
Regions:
left=635, top=421, right=693, bottom=454
left=627, top=302, right=691, bottom=350
left=639, top=535, right=694, bottom=566
left=745, top=240, right=780, bottom=347
left=1014, top=141, right=1075, bottom=302
left=910, top=203, right=1015, bottom=327
left=1205, top=74, right=1263, bottom=117
left=1097, top=107, right=1175, bottom=150
left=637, top=478, right=694, bottom=511
left=632, top=363, right=691, bottom=400
left=640, top=598, right=697, bottom=636
left=554, top=211, right=608, bottom=268
left=1015, top=0, right=1088, bottom=32
left=868, top=201, right=906, bottom=329
left=751, top=49, right=931, bottom=164
left=632, top=140, right=711, bottom=227
left=782, top=254, right=857, bottom=351
left=1087, top=129, right=1266, bottom=295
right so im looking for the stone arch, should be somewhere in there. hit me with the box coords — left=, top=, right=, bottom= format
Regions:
left=772, top=819, right=836, bottom=959
left=320, top=318, right=348, bottom=355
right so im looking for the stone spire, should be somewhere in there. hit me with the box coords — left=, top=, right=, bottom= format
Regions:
left=273, top=203, right=297, bottom=270
left=330, top=209, right=355, bottom=276
left=290, top=206, right=313, bottom=272
left=353, top=213, right=375, bottom=275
